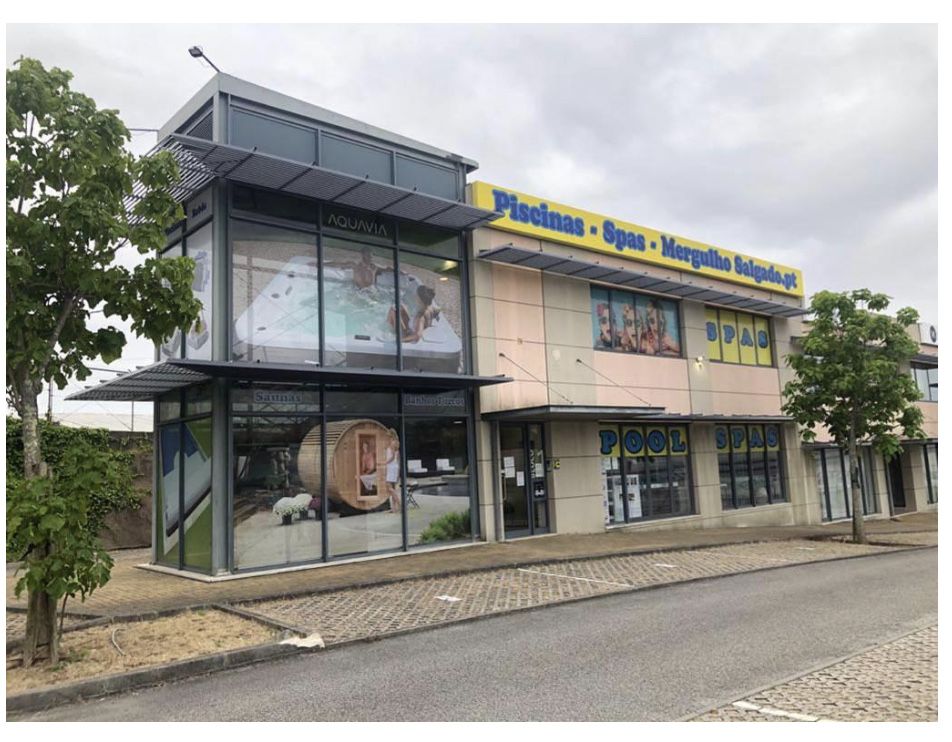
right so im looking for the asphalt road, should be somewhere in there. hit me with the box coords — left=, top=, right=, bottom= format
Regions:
left=15, top=548, right=937, bottom=722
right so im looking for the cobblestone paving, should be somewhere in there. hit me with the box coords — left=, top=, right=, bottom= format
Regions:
left=867, top=531, right=939, bottom=547
left=238, top=539, right=896, bottom=645
left=694, top=625, right=938, bottom=722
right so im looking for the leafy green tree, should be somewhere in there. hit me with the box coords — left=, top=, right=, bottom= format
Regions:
left=782, top=290, right=925, bottom=544
left=6, top=57, right=200, bottom=665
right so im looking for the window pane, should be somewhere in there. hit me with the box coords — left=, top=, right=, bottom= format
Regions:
left=737, top=313, right=757, bottom=366
left=927, top=367, right=938, bottom=401
left=233, top=414, right=324, bottom=570
left=322, top=238, right=396, bottom=369
left=232, top=220, right=319, bottom=364
left=719, top=311, right=740, bottom=363
left=232, top=186, right=318, bottom=225
left=636, top=295, right=681, bottom=356
left=405, top=418, right=472, bottom=547
left=913, top=367, right=930, bottom=400
left=754, top=316, right=772, bottom=366
left=719, top=453, right=735, bottom=510
left=646, top=457, right=671, bottom=516
left=592, top=288, right=612, bottom=349
left=611, top=292, right=636, bottom=351
left=732, top=453, right=751, bottom=507
left=669, top=456, right=691, bottom=515
left=156, top=424, right=181, bottom=566
left=706, top=308, right=722, bottom=361
left=926, top=444, right=938, bottom=502
left=398, top=252, right=464, bottom=373
left=860, top=448, right=878, bottom=514
left=231, top=110, right=315, bottom=164
left=824, top=449, right=848, bottom=520
left=231, top=385, right=322, bottom=415
left=767, top=452, right=785, bottom=503
left=326, top=416, right=404, bottom=558
left=749, top=426, right=768, bottom=505
left=623, top=455, right=648, bottom=520
left=182, top=417, right=213, bottom=571
left=159, top=244, right=183, bottom=360
left=324, top=389, right=398, bottom=415
left=395, top=155, right=458, bottom=200
left=158, top=391, right=181, bottom=422
left=398, top=222, right=460, bottom=259
left=185, top=224, right=213, bottom=360
left=321, top=134, right=391, bottom=183
left=602, top=453, right=625, bottom=524
left=814, top=451, right=829, bottom=520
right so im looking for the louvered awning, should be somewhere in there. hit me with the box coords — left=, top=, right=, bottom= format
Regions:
left=479, top=244, right=807, bottom=318
left=127, top=134, right=501, bottom=231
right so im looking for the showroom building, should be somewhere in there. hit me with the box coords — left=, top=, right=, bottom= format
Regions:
left=70, top=74, right=938, bottom=577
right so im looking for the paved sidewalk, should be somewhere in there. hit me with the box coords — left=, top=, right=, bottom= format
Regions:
left=235, top=538, right=905, bottom=645
left=5, top=512, right=936, bottom=618
left=693, top=625, right=938, bottom=722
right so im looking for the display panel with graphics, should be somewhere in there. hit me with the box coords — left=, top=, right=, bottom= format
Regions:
left=590, top=287, right=681, bottom=357
left=708, top=307, right=772, bottom=367
left=231, top=220, right=319, bottom=364
left=397, top=252, right=465, bottom=373
left=185, top=223, right=213, bottom=361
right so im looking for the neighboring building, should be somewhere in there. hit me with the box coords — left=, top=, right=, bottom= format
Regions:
left=68, top=74, right=937, bottom=577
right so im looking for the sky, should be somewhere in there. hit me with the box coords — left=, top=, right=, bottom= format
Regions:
left=4, top=23, right=938, bottom=422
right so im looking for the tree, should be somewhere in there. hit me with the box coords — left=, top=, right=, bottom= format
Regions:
left=6, top=57, right=201, bottom=665
left=782, top=290, right=925, bottom=544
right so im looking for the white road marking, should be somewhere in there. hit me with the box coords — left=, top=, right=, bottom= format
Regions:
left=517, top=567, right=631, bottom=589
left=653, top=563, right=679, bottom=569
left=732, top=700, right=822, bottom=722
left=435, top=595, right=462, bottom=603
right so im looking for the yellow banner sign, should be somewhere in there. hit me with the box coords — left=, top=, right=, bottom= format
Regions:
left=472, top=181, right=804, bottom=298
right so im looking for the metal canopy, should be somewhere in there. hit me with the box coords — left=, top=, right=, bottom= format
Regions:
left=478, top=244, right=807, bottom=318
left=128, top=134, right=502, bottom=231
left=482, top=405, right=666, bottom=422
left=66, top=359, right=511, bottom=402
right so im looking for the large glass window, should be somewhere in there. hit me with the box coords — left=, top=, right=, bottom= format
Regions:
left=717, top=424, right=786, bottom=509
left=404, top=417, right=471, bottom=547
left=814, top=446, right=880, bottom=521
left=321, top=134, right=392, bottom=183
left=398, top=252, right=465, bottom=373
left=589, top=287, right=681, bottom=357
left=156, top=385, right=213, bottom=572
left=231, top=110, right=316, bottom=164
left=395, top=155, right=458, bottom=200
left=322, top=237, right=397, bottom=369
left=232, top=386, right=323, bottom=570
left=598, top=425, right=692, bottom=522
left=911, top=364, right=938, bottom=402
left=231, top=220, right=319, bottom=364
left=159, top=243, right=183, bottom=360
left=924, top=443, right=938, bottom=503
left=705, top=307, right=773, bottom=367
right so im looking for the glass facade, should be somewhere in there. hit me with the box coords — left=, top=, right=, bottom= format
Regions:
left=716, top=424, right=786, bottom=509
left=231, top=385, right=475, bottom=571
left=155, top=387, right=213, bottom=571
left=230, top=189, right=465, bottom=375
left=590, top=287, right=681, bottom=357
left=911, top=364, right=938, bottom=402
left=814, top=446, right=880, bottom=521
left=705, top=307, right=772, bottom=366
left=599, top=425, right=692, bottom=522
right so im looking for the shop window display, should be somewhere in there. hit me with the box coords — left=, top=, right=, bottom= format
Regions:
left=590, top=287, right=681, bottom=357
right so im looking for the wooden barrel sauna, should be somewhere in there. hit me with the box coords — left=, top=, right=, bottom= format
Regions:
left=298, top=419, right=399, bottom=512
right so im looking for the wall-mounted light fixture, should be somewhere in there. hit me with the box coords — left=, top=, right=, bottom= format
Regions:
left=694, top=355, right=705, bottom=368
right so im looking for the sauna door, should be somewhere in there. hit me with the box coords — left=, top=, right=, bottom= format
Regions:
left=500, top=423, right=549, bottom=538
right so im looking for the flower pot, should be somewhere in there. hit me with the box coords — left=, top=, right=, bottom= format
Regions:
left=281, top=513, right=293, bottom=526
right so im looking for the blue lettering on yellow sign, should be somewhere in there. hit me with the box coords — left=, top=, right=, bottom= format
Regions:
left=623, top=429, right=644, bottom=455
left=599, top=429, right=618, bottom=456
left=732, top=428, right=746, bottom=449
left=757, top=330, right=769, bottom=349
left=493, top=189, right=585, bottom=238
left=765, top=426, right=779, bottom=448
left=670, top=429, right=687, bottom=453
left=723, top=324, right=736, bottom=344
left=715, top=427, right=728, bottom=450
left=706, top=322, right=718, bottom=342
left=750, top=428, right=765, bottom=449
left=647, top=429, right=666, bottom=454
left=741, top=327, right=754, bottom=347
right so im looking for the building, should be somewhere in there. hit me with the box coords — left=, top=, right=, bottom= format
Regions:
left=68, top=74, right=938, bottom=577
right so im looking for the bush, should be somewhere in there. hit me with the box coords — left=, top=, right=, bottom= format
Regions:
left=418, top=509, right=471, bottom=544
left=6, top=416, right=142, bottom=540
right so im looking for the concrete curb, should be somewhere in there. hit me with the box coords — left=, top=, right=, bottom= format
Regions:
left=6, top=641, right=303, bottom=715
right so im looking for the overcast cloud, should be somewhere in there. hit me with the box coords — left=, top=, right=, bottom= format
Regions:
left=5, top=24, right=937, bottom=419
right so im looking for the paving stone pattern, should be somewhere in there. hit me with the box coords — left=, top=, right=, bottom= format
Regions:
left=694, top=625, right=938, bottom=722
left=5, top=612, right=86, bottom=645
left=238, top=539, right=895, bottom=645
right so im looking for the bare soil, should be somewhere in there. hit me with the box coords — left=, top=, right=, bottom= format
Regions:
left=6, top=609, right=279, bottom=694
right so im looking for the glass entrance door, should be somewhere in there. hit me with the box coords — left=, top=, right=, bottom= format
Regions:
left=887, top=455, right=906, bottom=510
left=500, top=423, right=549, bottom=538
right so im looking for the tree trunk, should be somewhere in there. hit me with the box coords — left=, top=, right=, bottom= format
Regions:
left=15, top=377, right=59, bottom=665
left=848, top=418, right=866, bottom=545
left=22, top=562, right=59, bottom=666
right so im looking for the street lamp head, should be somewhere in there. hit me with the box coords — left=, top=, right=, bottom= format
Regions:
left=188, top=46, right=204, bottom=58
